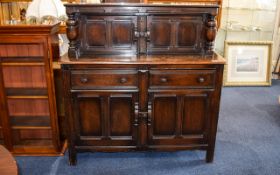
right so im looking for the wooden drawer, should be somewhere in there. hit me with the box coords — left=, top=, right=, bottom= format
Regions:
left=149, top=69, right=216, bottom=89
left=71, top=69, right=138, bottom=89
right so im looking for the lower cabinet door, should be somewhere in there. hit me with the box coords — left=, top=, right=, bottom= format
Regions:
left=148, top=91, right=212, bottom=150
left=72, top=92, right=138, bottom=150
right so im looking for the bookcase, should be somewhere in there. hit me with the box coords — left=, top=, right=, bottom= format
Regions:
left=0, top=23, right=62, bottom=155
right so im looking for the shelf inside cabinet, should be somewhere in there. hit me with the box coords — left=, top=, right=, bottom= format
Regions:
left=10, top=116, right=51, bottom=127
left=7, top=98, right=50, bottom=117
left=0, top=44, right=44, bottom=57
left=13, top=140, right=53, bottom=148
left=1, top=57, right=44, bottom=63
left=12, top=128, right=52, bottom=146
left=2, top=65, right=47, bottom=88
left=6, top=88, right=48, bottom=96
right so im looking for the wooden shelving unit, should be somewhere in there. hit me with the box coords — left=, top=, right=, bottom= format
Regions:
left=0, top=23, right=63, bottom=155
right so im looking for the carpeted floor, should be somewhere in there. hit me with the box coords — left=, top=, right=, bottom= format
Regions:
left=16, top=80, right=280, bottom=175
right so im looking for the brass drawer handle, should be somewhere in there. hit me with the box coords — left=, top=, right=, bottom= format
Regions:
left=197, top=77, right=205, bottom=83
left=80, top=77, right=88, bottom=83
left=160, top=77, right=168, bottom=83
left=120, top=77, right=127, bottom=84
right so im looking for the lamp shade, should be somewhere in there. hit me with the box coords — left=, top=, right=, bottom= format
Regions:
left=26, top=0, right=66, bottom=19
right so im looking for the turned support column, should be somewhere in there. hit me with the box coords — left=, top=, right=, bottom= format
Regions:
left=66, top=13, right=80, bottom=59
left=205, top=14, right=217, bottom=54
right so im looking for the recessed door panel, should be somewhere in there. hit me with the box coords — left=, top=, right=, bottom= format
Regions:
left=182, top=95, right=207, bottom=135
left=78, top=97, right=102, bottom=136
left=153, top=96, right=176, bottom=135
left=110, top=97, right=133, bottom=136
left=86, top=21, right=107, bottom=47
left=150, top=21, right=172, bottom=47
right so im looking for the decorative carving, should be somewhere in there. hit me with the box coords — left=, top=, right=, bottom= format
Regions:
left=66, top=13, right=80, bottom=59
left=134, top=102, right=139, bottom=127
left=205, top=14, right=217, bottom=53
left=147, top=102, right=152, bottom=127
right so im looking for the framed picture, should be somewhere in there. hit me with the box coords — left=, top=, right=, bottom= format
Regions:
left=224, top=41, right=273, bottom=86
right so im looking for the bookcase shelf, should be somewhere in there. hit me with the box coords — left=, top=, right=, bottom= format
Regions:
left=0, top=23, right=63, bottom=155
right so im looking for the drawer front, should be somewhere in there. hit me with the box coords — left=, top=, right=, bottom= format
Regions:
left=149, top=69, right=216, bottom=89
left=71, top=69, right=138, bottom=89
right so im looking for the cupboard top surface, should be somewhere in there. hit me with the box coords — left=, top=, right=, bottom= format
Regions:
left=60, top=53, right=225, bottom=65
left=65, top=3, right=219, bottom=8
left=65, top=3, right=219, bottom=14
left=0, top=23, right=60, bottom=34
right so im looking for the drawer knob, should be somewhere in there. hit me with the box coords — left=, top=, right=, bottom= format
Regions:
left=80, top=77, right=88, bottom=83
left=198, top=77, right=205, bottom=83
left=120, top=77, right=127, bottom=84
left=160, top=77, right=168, bottom=83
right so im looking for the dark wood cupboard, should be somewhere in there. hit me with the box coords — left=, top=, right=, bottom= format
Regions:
left=61, top=3, right=225, bottom=165
left=0, top=24, right=63, bottom=155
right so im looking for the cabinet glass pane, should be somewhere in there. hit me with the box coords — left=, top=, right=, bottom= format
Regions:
left=7, top=98, right=50, bottom=117
left=2, top=66, right=47, bottom=88
left=0, top=44, right=44, bottom=57
left=12, top=129, right=52, bottom=147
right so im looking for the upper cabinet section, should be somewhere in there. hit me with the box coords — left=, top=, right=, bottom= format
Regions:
left=65, top=3, right=219, bottom=59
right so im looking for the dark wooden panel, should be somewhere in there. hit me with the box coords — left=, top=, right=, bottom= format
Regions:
left=147, top=16, right=204, bottom=54
left=177, top=22, right=197, bottom=46
left=2, top=66, right=47, bottom=88
left=182, top=95, right=207, bottom=135
left=110, top=97, right=133, bottom=136
left=153, top=96, right=176, bottom=135
left=71, top=69, right=138, bottom=89
left=78, top=97, right=102, bottom=136
left=150, top=21, right=172, bottom=47
left=112, top=21, right=134, bottom=47
left=7, top=99, right=50, bottom=117
left=81, top=16, right=137, bottom=55
left=86, top=21, right=107, bottom=47
left=149, top=69, right=216, bottom=89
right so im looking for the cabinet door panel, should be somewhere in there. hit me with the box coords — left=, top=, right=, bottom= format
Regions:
left=150, top=21, right=172, bottom=47
left=153, top=96, right=176, bottom=135
left=81, top=16, right=137, bottom=55
left=112, top=22, right=134, bottom=47
left=147, top=16, right=204, bottom=54
left=148, top=92, right=210, bottom=147
left=78, top=97, right=102, bottom=136
left=177, top=22, right=197, bottom=46
left=73, top=93, right=138, bottom=147
left=182, top=95, right=207, bottom=135
left=110, top=97, right=133, bottom=136
left=86, top=22, right=107, bottom=47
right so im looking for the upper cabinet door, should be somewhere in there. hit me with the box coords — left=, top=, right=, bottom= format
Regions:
left=147, top=16, right=204, bottom=54
left=81, top=16, right=137, bottom=55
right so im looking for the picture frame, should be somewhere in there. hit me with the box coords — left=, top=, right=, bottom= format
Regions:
left=223, top=41, right=273, bottom=86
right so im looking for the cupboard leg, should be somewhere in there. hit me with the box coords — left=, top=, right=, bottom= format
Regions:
left=206, top=148, right=214, bottom=163
left=69, top=148, right=77, bottom=166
